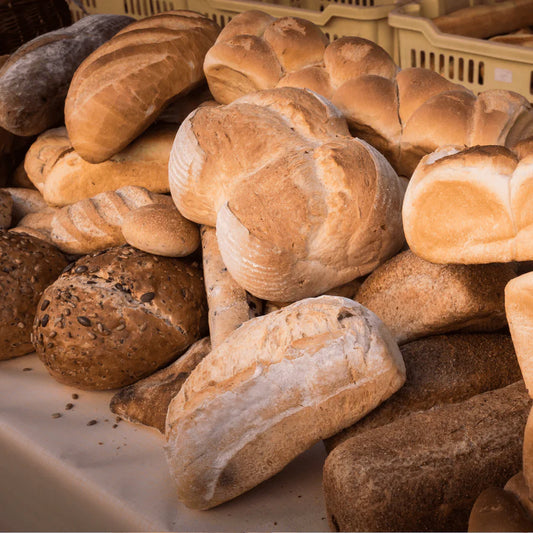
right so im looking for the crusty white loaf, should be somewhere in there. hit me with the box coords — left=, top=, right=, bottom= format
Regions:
left=169, top=87, right=405, bottom=302
left=204, top=12, right=533, bottom=176
left=24, top=124, right=177, bottom=206
left=403, top=145, right=533, bottom=263
left=0, top=15, right=133, bottom=136
left=65, top=11, right=219, bottom=163
left=165, top=295, right=405, bottom=510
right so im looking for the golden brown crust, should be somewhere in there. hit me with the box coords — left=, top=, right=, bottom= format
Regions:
left=33, top=245, right=207, bottom=390
left=0, top=230, right=67, bottom=359
left=65, top=12, right=219, bottom=163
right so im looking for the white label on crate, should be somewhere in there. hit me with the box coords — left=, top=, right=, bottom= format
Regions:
left=494, top=68, right=513, bottom=83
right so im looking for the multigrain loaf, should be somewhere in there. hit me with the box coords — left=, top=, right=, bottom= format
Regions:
left=121, top=203, right=200, bottom=257
left=165, top=296, right=405, bottom=510
left=323, top=381, right=530, bottom=532
left=110, top=337, right=211, bottom=433
left=24, top=125, right=177, bottom=206
left=0, top=15, right=133, bottom=136
left=325, top=332, right=522, bottom=451
left=403, top=145, right=533, bottom=264
left=0, top=231, right=67, bottom=359
left=201, top=225, right=262, bottom=349
left=169, top=87, right=405, bottom=302
left=33, top=246, right=207, bottom=390
left=48, top=186, right=174, bottom=255
left=356, top=249, right=515, bottom=344
left=65, top=12, right=220, bottom=163
left=204, top=12, right=533, bottom=176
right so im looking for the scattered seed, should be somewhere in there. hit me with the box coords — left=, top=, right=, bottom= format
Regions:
left=41, top=314, right=49, bottom=327
left=17, top=322, right=24, bottom=328
left=115, top=323, right=126, bottom=331
left=87, top=419, right=97, bottom=426
left=97, top=322, right=104, bottom=333
left=62, top=263, right=74, bottom=274
left=72, top=393, right=79, bottom=400
left=51, top=413, right=61, bottom=419
left=75, top=265, right=88, bottom=274
left=112, top=424, right=118, bottom=429
left=30, top=275, right=36, bottom=284
left=41, top=299, right=50, bottom=311
left=46, top=342, right=54, bottom=349
left=115, top=416, right=121, bottom=423
left=65, top=403, right=74, bottom=410
left=140, top=292, right=155, bottom=303
left=88, top=332, right=97, bottom=340
left=98, top=442, right=103, bottom=445
left=22, top=367, right=32, bottom=372
left=139, top=323, right=147, bottom=332
left=49, top=331, right=57, bottom=339
left=64, top=309, right=71, bottom=316
left=77, top=316, right=92, bottom=327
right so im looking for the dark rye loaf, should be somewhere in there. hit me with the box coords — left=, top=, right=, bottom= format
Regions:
left=0, top=14, right=133, bottom=136
left=323, top=381, right=530, bottom=532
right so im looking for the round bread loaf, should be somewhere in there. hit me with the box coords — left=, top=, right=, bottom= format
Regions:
left=0, top=231, right=67, bottom=359
left=33, top=245, right=207, bottom=390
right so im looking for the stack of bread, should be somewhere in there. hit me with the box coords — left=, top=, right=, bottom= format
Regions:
left=2, top=6, right=533, bottom=532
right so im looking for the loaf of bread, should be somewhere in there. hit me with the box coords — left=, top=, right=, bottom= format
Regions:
left=12, top=207, right=59, bottom=245
left=121, top=203, right=200, bottom=257
left=323, top=380, right=530, bottom=532
left=0, top=231, right=67, bottom=359
left=433, top=0, right=533, bottom=39
left=0, top=189, right=12, bottom=229
left=505, top=471, right=533, bottom=519
left=201, top=226, right=262, bottom=349
left=356, top=249, right=515, bottom=344
left=169, top=87, right=405, bottom=302
left=506, top=272, right=533, bottom=399
left=403, top=145, right=533, bottom=263
left=24, top=125, right=177, bottom=206
left=0, top=15, right=133, bottom=136
left=325, top=332, right=522, bottom=451
left=2, top=187, right=48, bottom=224
left=203, top=12, right=533, bottom=176
left=110, top=337, right=210, bottom=433
left=49, top=186, right=173, bottom=255
left=165, top=295, right=405, bottom=510
left=65, top=12, right=220, bottom=163
left=33, top=246, right=207, bottom=390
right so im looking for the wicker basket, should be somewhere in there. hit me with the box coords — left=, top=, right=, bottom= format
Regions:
left=0, top=0, right=72, bottom=56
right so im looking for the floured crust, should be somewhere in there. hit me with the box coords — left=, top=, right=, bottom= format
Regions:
left=165, top=295, right=405, bottom=510
left=33, top=245, right=207, bottom=390
left=402, top=145, right=533, bottom=263
left=169, top=87, right=405, bottom=302
left=65, top=12, right=219, bottom=163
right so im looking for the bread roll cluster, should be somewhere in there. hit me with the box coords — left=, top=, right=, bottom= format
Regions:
left=2, top=6, right=533, bottom=532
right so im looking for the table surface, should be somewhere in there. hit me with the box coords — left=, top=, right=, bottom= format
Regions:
left=0, top=353, right=330, bottom=532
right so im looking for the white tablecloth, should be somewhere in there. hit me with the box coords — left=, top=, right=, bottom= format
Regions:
left=0, top=354, right=329, bottom=532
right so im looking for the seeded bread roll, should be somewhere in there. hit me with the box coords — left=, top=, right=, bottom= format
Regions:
left=0, top=15, right=134, bottom=136
left=65, top=12, right=220, bottom=163
left=325, top=333, right=522, bottom=451
left=121, top=203, right=200, bottom=257
left=33, top=246, right=207, bottom=390
left=204, top=12, right=533, bottom=176
left=0, top=231, right=67, bottom=359
left=324, top=381, right=530, bottom=532
left=165, top=295, right=405, bottom=510
left=356, top=249, right=515, bottom=344
left=24, top=124, right=177, bottom=206
left=110, top=337, right=211, bottom=433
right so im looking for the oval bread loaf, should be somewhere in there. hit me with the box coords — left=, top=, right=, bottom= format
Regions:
left=65, top=11, right=220, bottom=163
left=0, top=14, right=134, bottom=136
left=165, top=295, right=406, bottom=510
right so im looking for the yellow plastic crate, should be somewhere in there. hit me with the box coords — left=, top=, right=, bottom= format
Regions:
left=389, top=1, right=533, bottom=98
left=67, top=0, right=399, bottom=55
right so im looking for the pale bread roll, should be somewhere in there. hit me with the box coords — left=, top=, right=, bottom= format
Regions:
left=121, top=203, right=200, bottom=257
left=24, top=124, right=177, bottom=206
left=505, top=471, right=533, bottom=519
left=3, top=187, right=48, bottom=224
left=165, top=295, right=405, bottom=510
left=356, top=249, right=515, bottom=344
left=65, top=12, right=219, bottom=163
left=169, top=87, right=405, bottom=302
left=403, top=145, right=533, bottom=263
left=200, top=226, right=262, bottom=349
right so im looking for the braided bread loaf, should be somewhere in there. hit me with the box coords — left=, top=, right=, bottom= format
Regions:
left=49, top=186, right=173, bottom=254
left=204, top=11, right=533, bottom=176
left=65, top=11, right=220, bottom=163
left=169, top=87, right=405, bottom=302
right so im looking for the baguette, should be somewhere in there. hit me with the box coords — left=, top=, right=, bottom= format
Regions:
left=0, top=15, right=133, bottom=136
